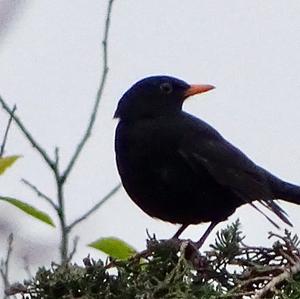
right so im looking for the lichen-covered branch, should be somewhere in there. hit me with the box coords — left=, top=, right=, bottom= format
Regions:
left=6, top=223, right=300, bottom=298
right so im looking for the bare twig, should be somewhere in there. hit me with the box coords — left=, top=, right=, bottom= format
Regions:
left=61, top=0, right=115, bottom=183
left=0, top=234, right=14, bottom=298
left=0, top=97, right=56, bottom=169
left=68, top=183, right=121, bottom=230
left=67, top=236, right=80, bottom=263
left=0, top=105, right=16, bottom=157
left=54, top=146, right=60, bottom=168
left=220, top=291, right=256, bottom=298
left=228, top=275, right=272, bottom=296
left=21, top=178, right=58, bottom=210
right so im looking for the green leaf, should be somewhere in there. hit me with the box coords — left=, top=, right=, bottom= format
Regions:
left=0, top=196, right=55, bottom=227
left=88, top=237, right=136, bottom=260
left=0, top=155, right=21, bottom=175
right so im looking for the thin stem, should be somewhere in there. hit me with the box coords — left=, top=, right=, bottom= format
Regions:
left=56, top=176, right=68, bottom=263
left=68, top=183, right=121, bottom=230
left=0, top=233, right=14, bottom=298
left=0, top=96, right=55, bottom=169
left=21, top=178, right=58, bottom=210
left=67, top=236, right=79, bottom=263
left=0, top=105, right=16, bottom=157
left=61, top=0, right=115, bottom=183
left=58, top=0, right=116, bottom=263
left=54, top=147, right=60, bottom=168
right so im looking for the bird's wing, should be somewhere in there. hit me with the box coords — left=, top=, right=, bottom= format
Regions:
left=177, top=115, right=291, bottom=227
left=178, top=117, right=268, bottom=199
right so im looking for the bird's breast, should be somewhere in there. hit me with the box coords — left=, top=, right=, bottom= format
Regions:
left=115, top=120, right=189, bottom=215
left=115, top=121, right=176, bottom=184
left=114, top=119, right=239, bottom=224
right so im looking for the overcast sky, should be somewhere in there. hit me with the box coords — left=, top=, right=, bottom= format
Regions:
left=0, top=0, right=300, bottom=285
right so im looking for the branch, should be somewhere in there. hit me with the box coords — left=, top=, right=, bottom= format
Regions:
left=0, top=105, right=16, bottom=157
left=61, top=0, right=115, bottom=183
left=221, top=291, right=256, bottom=298
left=0, top=97, right=56, bottom=170
left=253, top=261, right=300, bottom=298
left=68, top=183, right=121, bottom=230
left=21, top=178, right=58, bottom=210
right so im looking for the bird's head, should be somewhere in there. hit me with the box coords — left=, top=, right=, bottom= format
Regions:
left=114, top=75, right=215, bottom=121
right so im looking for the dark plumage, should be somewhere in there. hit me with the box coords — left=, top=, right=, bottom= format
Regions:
left=114, top=75, right=300, bottom=247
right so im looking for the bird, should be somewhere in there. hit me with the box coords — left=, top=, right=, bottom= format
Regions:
left=114, top=75, right=300, bottom=248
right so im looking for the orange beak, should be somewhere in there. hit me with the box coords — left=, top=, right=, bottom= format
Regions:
left=184, top=84, right=215, bottom=99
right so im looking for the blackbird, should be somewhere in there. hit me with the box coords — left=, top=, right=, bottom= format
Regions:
left=114, top=75, right=300, bottom=248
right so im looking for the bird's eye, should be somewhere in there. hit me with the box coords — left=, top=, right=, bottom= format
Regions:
left=160, top=82, right=173, bottom=94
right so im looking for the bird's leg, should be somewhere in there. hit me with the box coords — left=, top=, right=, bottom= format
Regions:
left=172, top=224, right=189, bottom=239
left=195, top=221, right=218, bottom=249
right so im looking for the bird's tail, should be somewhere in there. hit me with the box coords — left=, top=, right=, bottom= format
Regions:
left=245, top=175, right=300, bottom=228
left=270, top=177, right=300, bottom=205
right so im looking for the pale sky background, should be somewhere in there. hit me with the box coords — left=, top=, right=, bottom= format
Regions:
left=0, top=0, right=300, bottom=289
